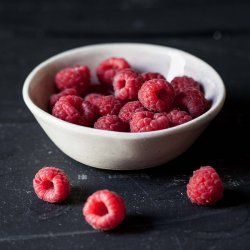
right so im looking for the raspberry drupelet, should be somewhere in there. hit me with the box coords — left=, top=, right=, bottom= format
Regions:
left=33, top=167, right=70, bottom=203
left=113, top=69, right=143, bottom=101
left=119, top=101, right=146, bottom=123
left=52, top=95, right=97, bottom=126
left=83, top=190, right=126, bottom=231
left=138, top=79, right=175, bottom=112
left=171, top=76, right=201, bottom=95
left=55, top=65, right=90, bottom=95
left=96, top=57, right=130, bottom=86
left=130, top=111, right=170, bottom=132
left=187, top=166, right=224, bottom=206
left=141, top=72, right=166, bottom=82
left=175, top=89, right=209, bottom=118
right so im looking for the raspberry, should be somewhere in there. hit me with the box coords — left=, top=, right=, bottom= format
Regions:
left=138, top=79, right=175, bottom=112
left=84, top=93, right=103, bottom=105
left=171, top=76, right=201, bottom=95
left=52, top=95, right=97, bottom=126
left=49, top=88, right=78, bottom=108
left=187, top=166, right=223, bottom=205
left=141, top=72, right=166, bottom=82
left=113, top=69, right=143, bottom=101
left=118, top=101, right=146, bottom=123
left=33, top=167, right=70, bottom=203
left=168, top=109, right=192, bottom=126
left=175, top=89, right=209, bottom=118
left=55, top=65, right=90, bottom=94
left=93, top=95, right=123, bottom=116
left=96, top=57, right=130, bottom=86
left=94, top=115, right=128, bottom=132
left=130, top=111, right=170, bottom=132
left=83, top=190, right=126, bottom=231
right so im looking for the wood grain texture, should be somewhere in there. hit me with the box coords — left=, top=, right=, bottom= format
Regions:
left=0, top=0, right=250, bottom=249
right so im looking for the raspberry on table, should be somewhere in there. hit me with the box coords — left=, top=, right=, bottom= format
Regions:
left=167, top=109, right=192, bottom=126
left=83, top=189, right=126, bottom=231
left=175, top=89, right=209, bottom=118
left=49, top=88, right=78, bottom=109
left=187, top=166, right=224, bottom=206
left=55, top=65, right=90, bottom=94
left=171, top=76, right=201, bottom=95
left=52, top=95, right=97, bottom=126
left=93, top=95, right=123, bottom=116
left=141, top=72, right=166, bottom=82
left=130, top=111, right=170, bottom=132
left=113, top=69, right=143, bottom=101
left=94, top=115, right=128, bottom=132
left=138, top=79, right=175, bottom=112
left=118, top=101, right=146, bottom=123
left=33, top=166, right=70, bottom=203
left=96, top=57, right=130, bottom=86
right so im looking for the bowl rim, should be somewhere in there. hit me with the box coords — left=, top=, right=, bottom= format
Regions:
left=22, top=43, right=226, bottom=139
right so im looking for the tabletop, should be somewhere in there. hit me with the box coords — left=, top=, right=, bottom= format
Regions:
left=0, top=0, right=250, bottom=249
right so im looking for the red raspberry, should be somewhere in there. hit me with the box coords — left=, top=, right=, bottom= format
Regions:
left=168, top=109, right=192, bottom=126
left=171, top=76, right=201, bottom=95
left=118, top=101, right=146, bottom=123
left=83, top=190, right=126, bottom=231
left=175, top=89, right=209, bottom=118
left=96, top=57, right=130, bottom=86
left=52, top=95, right=97, bottom=126
left=84, top=93, right=103, bottom=105
left=49, top=88, right=78, bottom=108
left=138, top=79, right=175, bottom=112
left=130, top=111, right=170, bottom=133
left=33, top=166, right=70, bottom=203
left=141, top=72, right=166, bottom=82
left=187, top=166, right=223, bottom=206
left=113, top=69, right=143, bottom=101
left=93, top=95, right=123, bottom=116
left=55, top=65, right=90, bottom=94
left=94, top=115, right=128, bottom=132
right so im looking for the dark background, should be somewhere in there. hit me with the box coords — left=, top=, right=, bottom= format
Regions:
left=0, top=0, right=250, bottom=249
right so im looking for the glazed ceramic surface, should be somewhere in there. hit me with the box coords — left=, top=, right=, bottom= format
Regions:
left=23, top=43, right=226, bottom=170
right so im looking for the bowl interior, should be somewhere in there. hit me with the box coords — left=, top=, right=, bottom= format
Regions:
left=26, top=44, right=224, bottom=114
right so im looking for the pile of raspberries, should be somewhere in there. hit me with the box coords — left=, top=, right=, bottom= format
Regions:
left=50, top=57, right=210, bottom=132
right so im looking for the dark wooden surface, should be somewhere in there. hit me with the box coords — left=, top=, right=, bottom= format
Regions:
left=1, top=0, right=250, bottom=249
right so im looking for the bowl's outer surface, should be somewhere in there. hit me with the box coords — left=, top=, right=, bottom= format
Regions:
left=23, top=43, right=226, bottom=170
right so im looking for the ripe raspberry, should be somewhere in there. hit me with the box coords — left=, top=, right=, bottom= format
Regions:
left=138, top=79, right=175, bottom=112
left=94, top=115, right=128, bottom=132
left=52, top=95, right=97, bottom=126
left=55, top=65, right=90, bottom=94
left=83, top=190, right=126, bottom=231
left=187, top=166, right=223, bottom=205
left=49, top=88, right=78, bottom=108
left=171, top=76, right=201, bottom=95
left=84, top=93, right=103, bottom=105
left=33, top=167, right=70, bottom=203
left=175, top=89, right=209, bottom=118
left=96, top=57, right=130, bottom=86
left=118, top=101, right=146, bottom=123
left=113, top=69, right=143, bottom=101
left=168, top=109, right=192, bottom=126
left=141, top=72, right=166, bottom=82
left=93, top=95, right=123, bottom=116
left=130, top=111, right=170, bottom=132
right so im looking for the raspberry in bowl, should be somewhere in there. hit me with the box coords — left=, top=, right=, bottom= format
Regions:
left=23, top=43, right=225, bottom=170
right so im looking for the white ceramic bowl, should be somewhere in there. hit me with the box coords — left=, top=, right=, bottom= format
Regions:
left=23, top=43, right=225, bottom=170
